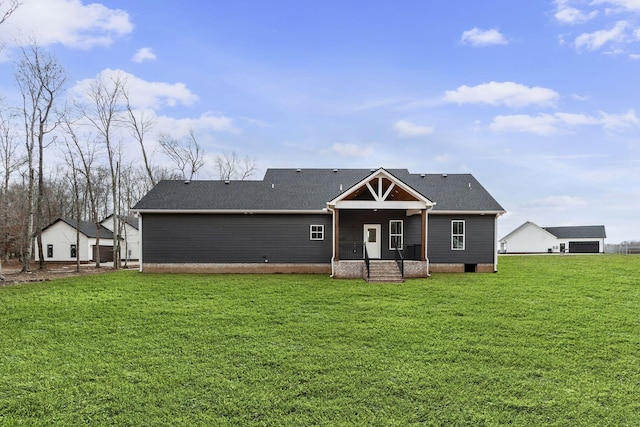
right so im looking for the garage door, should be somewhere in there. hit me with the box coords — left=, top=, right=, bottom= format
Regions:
left=569, top=241, right=599, bottom=253
left=92, top=245, right=114, bottom=262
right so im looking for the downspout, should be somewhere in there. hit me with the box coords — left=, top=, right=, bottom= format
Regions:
left=494, top=214, right=499, bottom=272
left=327, top=205, right=335, bottom=277
left=424, top=209, right=430, bottom=277
left=138, top=214, right=143, bottom=272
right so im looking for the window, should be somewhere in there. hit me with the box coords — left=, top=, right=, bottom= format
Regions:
left=389, top=220, right=403, bottom=250
left=47, top=244, right=53, bottom=258
left=310, top=225, right=324, bottom=241
left=70, top=244, right=77, bottom=258
left=452, top=220, right=465, bottom=250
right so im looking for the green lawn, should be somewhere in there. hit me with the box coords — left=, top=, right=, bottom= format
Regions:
left=1, top=255, right=639, bottom=426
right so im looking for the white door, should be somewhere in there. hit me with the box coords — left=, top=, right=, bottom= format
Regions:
left=364, top=224, right=381, bottom=259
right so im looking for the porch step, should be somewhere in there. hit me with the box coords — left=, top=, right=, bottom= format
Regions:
left=366, top=261, right=404, bottom=283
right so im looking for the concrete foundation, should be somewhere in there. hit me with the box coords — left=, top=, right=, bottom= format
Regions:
left=142, top=261, right=493, bottom=276
left=429, top=263, right=495, bottom=273
left=142, top=263, right=331, bottom=274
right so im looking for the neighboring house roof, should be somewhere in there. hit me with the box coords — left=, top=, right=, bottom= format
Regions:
left=101, top=214, right=139, bottom=230
left=132, top=168, right=505, bottom=213
left=543, top=225, right=607, bottom=239
left=44, top=218, right=115, bottom=239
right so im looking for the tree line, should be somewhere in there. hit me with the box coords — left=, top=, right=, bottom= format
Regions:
left=0, top=40, right=256, bottom=277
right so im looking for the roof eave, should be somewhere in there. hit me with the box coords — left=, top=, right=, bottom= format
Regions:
left=132, top=208, right=331, bottom=215
left=430, top=209, right=506, bottom=215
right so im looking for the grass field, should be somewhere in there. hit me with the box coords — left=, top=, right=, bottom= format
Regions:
left=0, top=255, right=639, bottom=426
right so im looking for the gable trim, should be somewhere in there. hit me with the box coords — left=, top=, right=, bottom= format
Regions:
left=328, top=168, right=434, bottom=209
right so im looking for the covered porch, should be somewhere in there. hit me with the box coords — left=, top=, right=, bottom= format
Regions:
left=327, top=169, right=433, bottom=280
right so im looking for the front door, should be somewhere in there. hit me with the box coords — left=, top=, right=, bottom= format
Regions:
left=364, top=224, right=381, bottom=259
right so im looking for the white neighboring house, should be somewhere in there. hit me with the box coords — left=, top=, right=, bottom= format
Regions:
left=36, top=218, right=115, bottom=262
left=100, top=215, right=140, bottom=262
left=499, top=222, right=606, bottom=254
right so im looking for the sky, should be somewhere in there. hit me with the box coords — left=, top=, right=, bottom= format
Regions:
left=1, top=0, right=640, bottom=244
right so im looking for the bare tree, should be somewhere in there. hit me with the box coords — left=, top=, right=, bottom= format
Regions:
left=0, top=109, right=22, bottom=280
left=0, top=0, right=19, bottom=27
left=0, top=0, right=19, bottom=60
left=62, top=115, right=104, bottom=268
left=215, top=151, right=257, bottom=181
left=158, top=129, right=205, bottom=181
left=14, top=43, right=66, bottom=271
left=123, top=88, right=156, bottom=187
left=61, top=144, right=81, bottom=272
left=81, top=72, right=125, bottom=268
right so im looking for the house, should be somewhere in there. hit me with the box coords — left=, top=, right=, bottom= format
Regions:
left=35, top=218, right=116, bottom=263
left=101, top=214, right=140, bottom=262
left=499, top=221, right=606, bottom=254
left=132, top=168, right=505, bottom=279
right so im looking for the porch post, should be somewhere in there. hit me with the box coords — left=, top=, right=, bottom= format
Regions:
left=421, top=209, right=427, bottom=261
left=334, top=208, right=340, bottom=261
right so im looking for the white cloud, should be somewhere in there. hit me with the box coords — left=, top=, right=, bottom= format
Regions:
left=553, top=112, right=600, bottom=126
left=460, top=28, right=508, bottom=46
left=155, top=112, right=238, bottom=136
left=443, top=81, right=559, bottom=108
left=71, top=69, right=198, bottom=110
left=574, top=20, right=628, bottom=50
left=490, top=114, right=563, bottom=135
left=331, top=143, right=374, bottom=158
left=571, top=93, right=592, bottom=101
left=554, top=0, right=598, bottom=24
left=132, top=47, right=157, bottom=63
left=393, top=120, right=434, bottom=137
left=599, top=109, right=640, bottom=130
left=489, top=110, right=639, bottom=134
left=0, top=0, right=133, bottom=49
left=592, top=0, right=640, bottom=12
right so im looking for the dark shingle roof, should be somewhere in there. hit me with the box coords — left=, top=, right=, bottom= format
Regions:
left=543, top=225, right=607, bottom=239
left=47, top=218, right=115, bottom=239
left=133, top=168, right=505, bottom=213
left=102, top=214, right=139, bottom=230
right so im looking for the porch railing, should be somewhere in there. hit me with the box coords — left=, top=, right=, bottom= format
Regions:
left=338, top=242, right=422, bottom=261
left=404, top=244, right=422, bottom=261
left=395, top=247, right=405, bottom=279
left=339, top=242, right=364, bottom=260
left=364, top=245, right=370, bottom=280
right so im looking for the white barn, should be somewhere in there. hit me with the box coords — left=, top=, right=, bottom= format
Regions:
left=36, top=218, right=115, bottom=262
left=499, top=222, right=606, bottom=254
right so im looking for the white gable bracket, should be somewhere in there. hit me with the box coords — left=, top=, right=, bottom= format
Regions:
left=365, top=181, right=379, bottom=201
left=382, top=182, right=396, bottom=201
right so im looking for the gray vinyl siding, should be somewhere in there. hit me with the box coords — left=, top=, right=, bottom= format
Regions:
left=142, top=213, right=332, bottom=264
left=428, top=214, right=496, bottom=264
left=339, top=210, right=422, bottom=259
